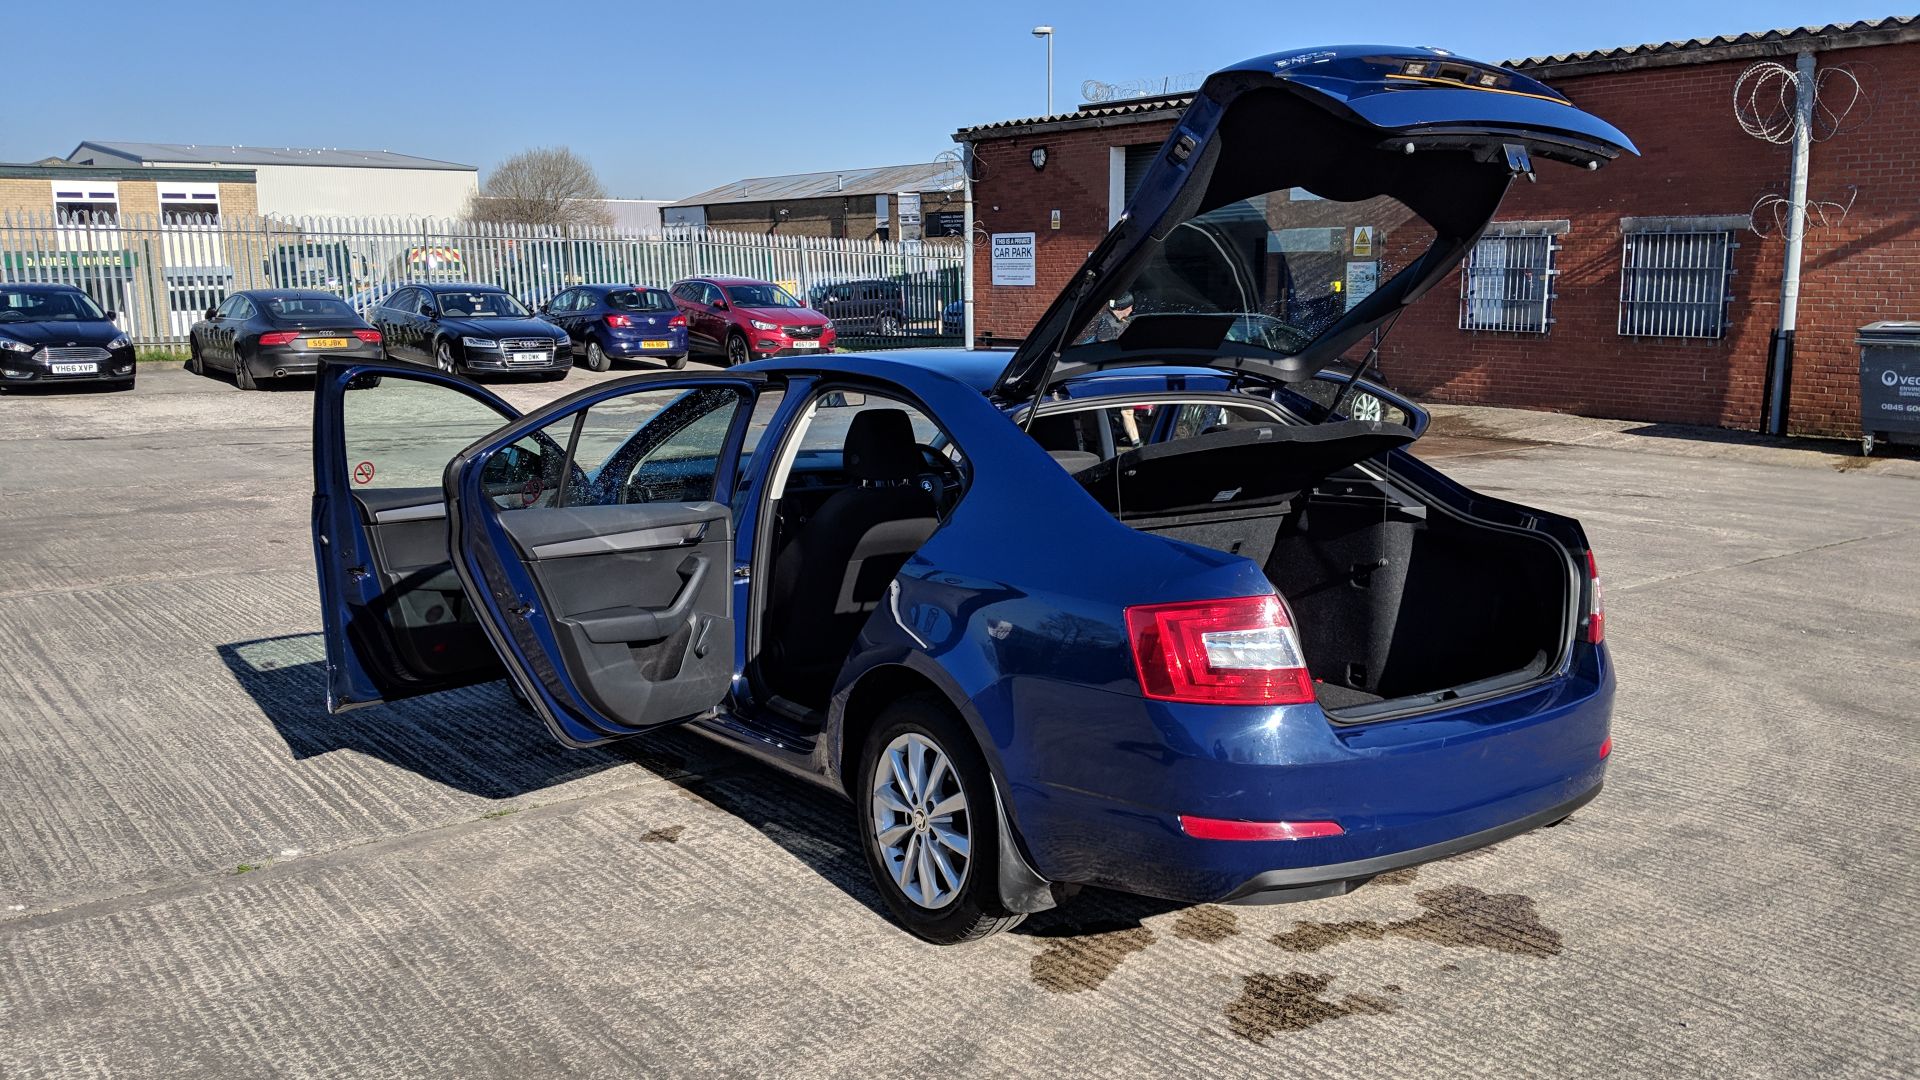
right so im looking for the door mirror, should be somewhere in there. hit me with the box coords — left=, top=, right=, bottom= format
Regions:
left=711, top=300, right=728, bottom=311
left=205, top=308, right=218, bottom=321
left=103, top=309, right=118, bottom=321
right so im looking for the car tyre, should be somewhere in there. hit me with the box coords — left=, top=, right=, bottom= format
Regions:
left=435, top=339, right=458, bottom=376
left=186, top=340, right=205, bottom=376
left=233, top=354, right=258, bottom=391
left=667, top=353, right=689, bottom=370
left=855, top=694, right=1024, bottom=944
left=725, top=332, right=751, bottom=367
left=585, top=341, right=612, bottom=372
left=879, top=312, right=903, bottom=337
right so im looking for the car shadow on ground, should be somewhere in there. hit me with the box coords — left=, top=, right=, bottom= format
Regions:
left=221, top=632, right=1196, bottom=939
left=217, top=633, right=660, bottom=798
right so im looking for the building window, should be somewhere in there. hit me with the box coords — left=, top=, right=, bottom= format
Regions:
left=1618, top=227, right=1736, bottom=339
left=1459, top=228, right=1559, bottom=333
left=52, top=182, right=119, bottom=226
left=159, top=184, right=222, bottom=227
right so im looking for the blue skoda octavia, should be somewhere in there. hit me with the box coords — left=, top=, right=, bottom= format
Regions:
left=313, top=46, right=1628, bottom=943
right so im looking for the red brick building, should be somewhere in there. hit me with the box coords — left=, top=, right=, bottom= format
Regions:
left=953, top=18, right=1919, bottom=437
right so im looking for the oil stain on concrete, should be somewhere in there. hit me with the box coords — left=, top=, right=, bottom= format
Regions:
left=640, top=825, right=686, bottom=843
left=1172, top=906, right=1240, bottom=943
left=1030, top=924, right=1157, bottom=993
left=1270, top=885, right=1562, bottom=958
left=1226, top=972, right=1396, bottom=1043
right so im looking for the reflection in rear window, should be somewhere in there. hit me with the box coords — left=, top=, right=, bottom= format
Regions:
left=607, top=289, right=674, bottom=312
left=266, top=297, right=357, bottom=322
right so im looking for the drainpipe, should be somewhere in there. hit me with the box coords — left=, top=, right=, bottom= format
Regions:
left=962, top=144, right=976, bottom=349
left=1764, top=49, right=1816, bottom=436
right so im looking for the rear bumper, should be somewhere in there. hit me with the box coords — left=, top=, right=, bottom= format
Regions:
left=602, top=332, right=687, bottom=359
left=994, top=644, right=1615, bottom=905
left=244, top=344, right=380, bottom=377
left=1219, top=783, right=1601, bottom=904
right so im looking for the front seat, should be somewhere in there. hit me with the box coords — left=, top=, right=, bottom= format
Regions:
left=767, top=408, right=938, bottom=704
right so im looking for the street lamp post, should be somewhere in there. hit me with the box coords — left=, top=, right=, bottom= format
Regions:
left=1032, top=26, right=1054, bottom=114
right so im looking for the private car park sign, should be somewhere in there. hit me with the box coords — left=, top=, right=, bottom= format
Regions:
left=991, top=232, right=1035, bottom=286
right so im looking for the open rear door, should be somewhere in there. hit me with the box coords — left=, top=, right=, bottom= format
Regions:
left=313, top=360, right=525, bottom=712
left=444, top=374, right=763, bottom=747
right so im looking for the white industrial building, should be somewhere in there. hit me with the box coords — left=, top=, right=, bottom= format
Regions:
left=64, top=141, right=478, bottom=220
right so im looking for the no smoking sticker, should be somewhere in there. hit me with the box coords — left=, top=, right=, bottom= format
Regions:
left=520, top=478, right=543, bottom=506
left=353, top=461, right=376, bottom=485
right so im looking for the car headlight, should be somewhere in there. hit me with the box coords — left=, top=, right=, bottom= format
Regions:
left=0, top=336, right=33, bottom=354
left=749, top=319, right=778, bottom=332
left=822, top=320, right=834, bottom=331
left=461, top=336, right=498, bottom=350
left=553, top=337, right=569, bottom=349
left=107, top=334, right=131, bottom=350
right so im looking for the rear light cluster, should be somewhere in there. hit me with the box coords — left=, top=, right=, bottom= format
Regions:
left=1125, top=595, right=1314, bottom=705
left=669, top=314, right=687, bottom=329
left=352, top=329, right=381, bottom=344
left=605, top=314, right=632, bottom=328
left=1584, top=550, right=1605, bottom=644
left=257, top=331, right=299, bottom=346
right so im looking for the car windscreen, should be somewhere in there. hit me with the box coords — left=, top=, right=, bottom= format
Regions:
left=264, top=297, right=359, bottom=323
left=606, top=289, right=674, bottom=313
left=1069, top=188, right=1434, bottom=358
left=0, top=289, right=106, bottom=322
left=436, top=291, right=528, bottom=318
left=724, top=284, right=802, bottom=308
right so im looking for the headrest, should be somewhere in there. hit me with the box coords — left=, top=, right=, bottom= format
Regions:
left=843, top=408, right=922, bottom=482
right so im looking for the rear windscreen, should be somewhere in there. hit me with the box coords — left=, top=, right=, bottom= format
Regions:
left=266, top=297, right=357, bottom=322
left=607, top=289, right=674, bottom=312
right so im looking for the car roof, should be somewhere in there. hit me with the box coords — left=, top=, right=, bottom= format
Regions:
left=1, top=282, right=87, bottom=293
left=683, top=275, right=771, bottom=286
left=422, top=282, right=505, bottom=293
left=238, top=288, right=342, bottom=300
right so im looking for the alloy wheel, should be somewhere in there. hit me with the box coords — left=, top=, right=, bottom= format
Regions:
left=869, top=731, right=972, bottom=910
left=436, top=341, right=456, bottom=374
left=726, top=335, right=749, bottom=366
left=1349, top=392, right=1384, bottom=423
left=587, top=342, right=610, bottom=372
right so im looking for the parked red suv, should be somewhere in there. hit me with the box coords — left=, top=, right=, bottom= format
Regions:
left=670, top=276, right=836, bottom=366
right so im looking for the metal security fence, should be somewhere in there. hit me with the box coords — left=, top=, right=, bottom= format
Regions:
left=0, top=211, right=965, bottom=349
left=1618, top=230, right=1736, bottom=339
left=1459, top=232, right=1557, bottom=333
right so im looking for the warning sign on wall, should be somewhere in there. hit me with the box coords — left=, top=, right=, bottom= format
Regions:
left=1351, top=226, right=1374, bottom=257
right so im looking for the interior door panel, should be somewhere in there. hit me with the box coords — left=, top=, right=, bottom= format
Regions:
left=495, top=501, right=734, bottom=731
left=349, top=486, right=501, bottom=685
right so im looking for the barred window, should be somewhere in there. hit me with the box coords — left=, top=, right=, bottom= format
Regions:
left=1459, top=232, right=1557, bottom=333
left=1618, top=230, right=1735, bottom=338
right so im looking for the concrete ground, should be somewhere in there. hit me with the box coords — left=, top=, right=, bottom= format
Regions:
left=2, top=364, right=1916, bottom=1078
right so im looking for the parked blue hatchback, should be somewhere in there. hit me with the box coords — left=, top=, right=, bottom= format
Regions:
left=539, top=284, right=689, bottom=371
left=311, top=45, right=1629, bottom=943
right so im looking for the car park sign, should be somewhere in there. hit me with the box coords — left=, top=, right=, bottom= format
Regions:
left=991, top=232, right=1036, bottom=286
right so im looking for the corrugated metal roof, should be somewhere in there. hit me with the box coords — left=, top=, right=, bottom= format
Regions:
left=955, top=16, right=1919, bottom=139
left=1509, top=15, right=1916, bottom=72
left=67, top=141, right=475, bottom=171
left=671, top=161, right=964, bottom=208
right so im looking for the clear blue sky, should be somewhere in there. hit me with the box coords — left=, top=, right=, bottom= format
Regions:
left=5, top=1, right=1896, bottom=199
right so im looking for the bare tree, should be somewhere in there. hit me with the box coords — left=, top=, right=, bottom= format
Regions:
left=467, top=147, right=615, bottom=229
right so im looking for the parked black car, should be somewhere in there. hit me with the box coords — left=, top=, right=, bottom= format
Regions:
left=0, top=283, right=135, bottom=390
left=811, top=278, right=907, bottom=336
left=539, top=283, right=689, bottom=371
left=188, top=290, right=383, bottom=390
left=371, top=283, right=571, bottom=379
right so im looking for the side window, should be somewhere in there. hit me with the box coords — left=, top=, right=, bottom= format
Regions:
left=670, top=283, right=691, bottom=302
left=492, top=386, right=749, bottom=510
left=1289, top=378, right=1411, bottom=427
left=1171, top=402, right=1280, bottom=440
left=216, top=295, right=241, bottom=319
left=702, top=283, right=725, bottom=306
left=342, top=375, right=516, bottom=499
left=234, top=297, right=256, bottom=320
left=417, top=292, right=438, bottom=317
left=790, top=393, right=946, bottom=465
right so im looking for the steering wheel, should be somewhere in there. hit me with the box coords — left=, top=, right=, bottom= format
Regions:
left=914, top=443, right=963, bottom=516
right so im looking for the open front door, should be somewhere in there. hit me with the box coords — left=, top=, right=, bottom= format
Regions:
left=445, top=375, right=762, bottom=747
left=313, top=360, right=526, bottom=712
